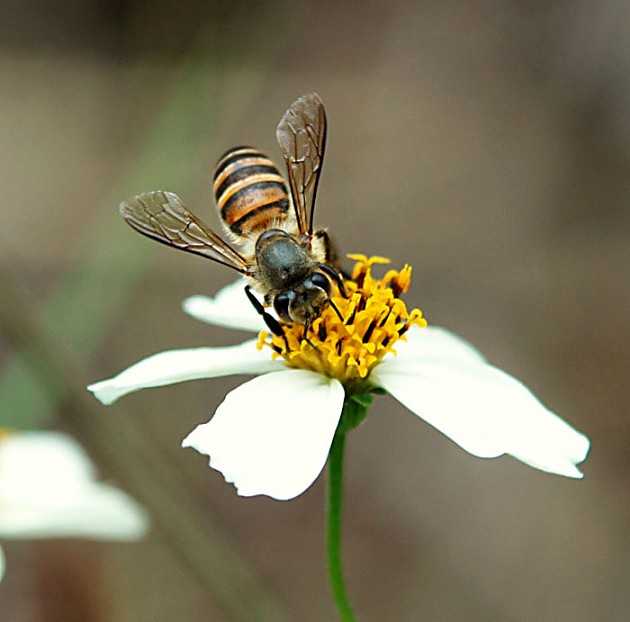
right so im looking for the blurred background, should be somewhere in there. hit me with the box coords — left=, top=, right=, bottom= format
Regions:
left=1, top=0, right=629, bottom=620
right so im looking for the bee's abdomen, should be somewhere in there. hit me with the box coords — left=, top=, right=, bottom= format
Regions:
left=213, top=146, right=289, bottom=237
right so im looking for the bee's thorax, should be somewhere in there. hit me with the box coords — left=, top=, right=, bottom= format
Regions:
left=255, top=230, right=315, bottom=292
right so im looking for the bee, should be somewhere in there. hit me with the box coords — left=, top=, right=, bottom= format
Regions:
left=119, top=93, right=346, bottom=337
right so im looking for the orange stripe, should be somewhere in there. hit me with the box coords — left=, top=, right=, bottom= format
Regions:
left=213, top=154, right=274, bottom=189
left=229, top=203, right=289, bottom=234
left=217, top=173, right=287, bottom=211
left=222, top=188, right=288, bottom=225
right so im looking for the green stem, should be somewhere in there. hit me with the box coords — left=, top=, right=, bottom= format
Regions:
left=327, top=429, right=356, bottom=621
left=327, top=393, right=372, bottom=621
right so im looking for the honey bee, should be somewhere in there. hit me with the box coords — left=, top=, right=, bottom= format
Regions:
left=119, top=93, right=346, bottom=337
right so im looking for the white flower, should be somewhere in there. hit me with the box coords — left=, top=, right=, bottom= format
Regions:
left=88, top=258, right=590, bottom=502
left=0, top=430, right=149, bottom=582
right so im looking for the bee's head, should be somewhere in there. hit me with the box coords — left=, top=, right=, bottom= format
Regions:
left=273, top=272, right=331, bottom=325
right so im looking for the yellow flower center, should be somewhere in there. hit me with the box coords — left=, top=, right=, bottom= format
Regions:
left=257, top=255, right=427, bottom=391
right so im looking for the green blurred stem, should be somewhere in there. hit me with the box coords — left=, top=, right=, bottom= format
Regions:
left=327, top=398, right=365, bottom=622
left=0, top=266, right=291, bottom=622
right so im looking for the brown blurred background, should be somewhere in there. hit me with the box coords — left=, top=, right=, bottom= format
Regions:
left=1, top=0, right=629, bottom=620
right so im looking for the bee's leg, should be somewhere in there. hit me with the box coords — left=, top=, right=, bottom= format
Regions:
left=313, top=229, right=337, bottom=263
left=328, top=298, right=344, bottom=322
left=318, top=263, right=349, bottom=299
left=302, top=317, right=320, bottom=352
left=313, top=229, right=352, bottom=280
left=244, top=286, right=285, bottom=339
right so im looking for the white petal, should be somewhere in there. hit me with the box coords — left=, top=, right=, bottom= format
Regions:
left=182, top=279, right=264, bottom=332
left=0, top=432, right=149, bottom=540
left=389, top=325, right=486, bottom=366
left=372, top=358, right=590, bottom=478
left=183, top=370, right=344, bottom=500
left=0, top=484, right=149, bottom=541
left=0, top=432, right=97, bottom=492
left=88, top=339, right=284, bottom=405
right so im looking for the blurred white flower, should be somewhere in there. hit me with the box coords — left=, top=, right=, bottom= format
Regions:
left=0, top=430, right=149, bottom=582
left=88, top=257, right=590, bottom=501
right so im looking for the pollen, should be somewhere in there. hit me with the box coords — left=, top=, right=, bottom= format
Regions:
left=257, top=255, right=427, bottom=391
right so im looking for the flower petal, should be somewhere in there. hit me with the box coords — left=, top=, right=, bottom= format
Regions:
left=182, top=280, right=264, bottom=332
left=0, top=484, right=150, bottom=541
left=0, top=431, right=97, bottom=491
left=372, top=358, right=589, bottom=478
left=0, top=432, right=149, bottom=540
left=391, top=325, right=486, bottom=366
left=182, top=370, right=345, bottom=500
left=88, top=339, right=284, bottom=405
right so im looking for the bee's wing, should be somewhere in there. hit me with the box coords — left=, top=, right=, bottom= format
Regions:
left=120, top=191, right=250, bottom=273
left=276, top=93, right=327, bottom=236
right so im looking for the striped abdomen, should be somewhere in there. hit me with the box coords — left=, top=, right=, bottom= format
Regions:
left=213, top=146, right=290, bottom=237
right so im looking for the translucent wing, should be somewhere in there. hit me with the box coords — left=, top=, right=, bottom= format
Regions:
left=119, top=191, right=250, bottom=273
left=276, top=93, right=327, bottom=236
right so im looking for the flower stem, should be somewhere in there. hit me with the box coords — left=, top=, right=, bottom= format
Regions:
left=328, top=391, right=373, bottom=621
left=327, top=428, right=356, bottom=621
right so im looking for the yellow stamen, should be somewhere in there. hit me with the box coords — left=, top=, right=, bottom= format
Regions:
left=258, top=255, right=427, bottom=391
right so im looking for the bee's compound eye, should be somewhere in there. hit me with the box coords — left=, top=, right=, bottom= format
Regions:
left=274, top=292, right=293, bottom=322
left=305, top=272, right=330, bottom=293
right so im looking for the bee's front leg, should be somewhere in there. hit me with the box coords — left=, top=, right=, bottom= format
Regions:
left=244, top=286, right=287, bottom=340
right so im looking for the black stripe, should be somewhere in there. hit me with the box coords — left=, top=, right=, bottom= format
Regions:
left=230, top=199, right=290, bottom=234
left=220, top=181, right=287, bottom=219
left=215, top=165, right=283, bottom=202
left=216, top=145, right=255, bottom=162
left=214, top=147, right=264, bottom=179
